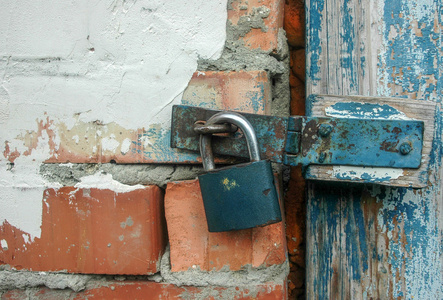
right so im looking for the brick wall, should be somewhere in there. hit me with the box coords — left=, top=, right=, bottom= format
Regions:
left=0, top=0, right=307, bottom=299
left=284, top=0, right=306, bottom=299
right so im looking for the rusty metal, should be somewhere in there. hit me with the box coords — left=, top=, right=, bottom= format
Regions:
left=285, top=116, right=424, bottom=168
left=199, top=112, right=260, bottom=171
left=193, top=122, right=238, bottom=135
left=171, top=105, right=288, bottom=163
left=171, top=105, right=424, bottom=168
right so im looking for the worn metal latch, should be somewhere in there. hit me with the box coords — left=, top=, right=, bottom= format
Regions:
left=171, top=105, right=424, bottom=169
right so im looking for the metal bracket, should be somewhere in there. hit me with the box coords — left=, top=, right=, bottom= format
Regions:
left=171, top=105, right=424, bottom=169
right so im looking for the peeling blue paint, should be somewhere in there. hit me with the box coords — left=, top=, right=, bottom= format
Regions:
left=326, top=102, right=410, bottom=120
left=307, top=0, right=324, bottom=82
left=307, top=0, right=442, bottom=298
left=333, top=171, right=393, bottom=182
left=380, top=0, right=440, bottom=100
left=341, top=0, right=357, bottom=91
left=248, top=81, right=267, bottom=114
left=307, top=184, right=341, bottom=299
left=372, top=185, right=442, bottom=298
left=344, top=196, right=369, bottom=280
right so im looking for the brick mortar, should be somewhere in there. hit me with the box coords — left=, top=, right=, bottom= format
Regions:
left=39, top=163, right=203, bottom=189
left=198, top=28, right=290, bottom=118
left=159, top=246, right=289, bottom=287
left=34, top=1, right=290, bottom=186
left=0, top=245, right=289, bottom=293
left=2, top=0, right=291, bottom=295
left=0, top=267, right=95, bottom=292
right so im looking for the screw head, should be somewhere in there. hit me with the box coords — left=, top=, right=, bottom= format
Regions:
left=319, top=152, right=327, bottom=163
left=318, top=124, right=333, bottom=137
left=400, top=142, right=412, bottom=155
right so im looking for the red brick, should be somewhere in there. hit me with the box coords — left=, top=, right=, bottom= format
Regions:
left=164, top=179, right=287, bottom=272
left=288, top=262, right=304, bottom=289
left=284, top=166, right=306, bottom=298
left=289, top=72, right=305, bottom=116
left=284, top=0, right=305, bottom=48
left=290, top=48, right=306, bottom=82
left=1, top=290, right=27, bottom=300
left=229, top=0, right=284, bottom=52
left=2, top=281, right=287, bottom=300
left=0, top=186, right=166, bottom=275
left=182, top=70, right=271, bottom=114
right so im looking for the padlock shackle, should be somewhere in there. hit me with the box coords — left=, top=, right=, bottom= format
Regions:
left=200, top=112, right=261, bottom=171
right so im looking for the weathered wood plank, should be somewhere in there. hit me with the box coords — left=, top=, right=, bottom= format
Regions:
left=305, top=94, right=437, bottom=188
left=306, top=0, right=442, bottom=299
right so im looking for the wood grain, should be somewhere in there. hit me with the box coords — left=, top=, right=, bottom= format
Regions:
left=305, top=0, right=442, bottom=299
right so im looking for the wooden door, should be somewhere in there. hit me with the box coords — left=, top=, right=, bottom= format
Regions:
left=305, top=0, right=442, bottom=298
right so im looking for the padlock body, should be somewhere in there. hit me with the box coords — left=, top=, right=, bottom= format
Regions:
left=198, top=160, right=281, bottom=232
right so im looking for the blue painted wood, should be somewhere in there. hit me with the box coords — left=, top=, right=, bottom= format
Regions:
left=306, top=0, right=442, bottom=298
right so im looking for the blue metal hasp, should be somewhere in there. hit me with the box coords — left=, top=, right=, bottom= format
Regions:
left=197, top=111, right=281, bottom=232
left=170, top=103, right=424, bottom=169
left=284, top=116, right=424, bottom=168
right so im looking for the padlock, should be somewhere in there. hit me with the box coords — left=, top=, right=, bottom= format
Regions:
left=198, top=112, right=282, bottom=232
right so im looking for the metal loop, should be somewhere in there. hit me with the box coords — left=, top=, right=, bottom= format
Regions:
left=199, top=112, right=261, bottom=171
left=194, top=122, right=238, bottom=135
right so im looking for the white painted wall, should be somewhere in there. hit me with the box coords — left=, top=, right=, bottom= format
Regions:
left=0, top=0, right=228, bottom=239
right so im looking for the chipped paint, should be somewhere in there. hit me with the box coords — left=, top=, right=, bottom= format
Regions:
left=329, top=165, right=403, bottom=182
left=0, top=0, right=228, bottom=238
left=0, top=239, right=7, bottom=250
left=101, top=135, right=120, bottom=152
left=74, top=171, right=145, bottom=194
left=323, top=101, right=417, bottom=183
left=120, top=138, right=131, bottom=155
left=306, top=0, right=442, bottom=298
left=377, top=0, right=441, bottom=100
left=306, top=0, right=324, bottom=83
left=325, top=102, right=412, bottom=120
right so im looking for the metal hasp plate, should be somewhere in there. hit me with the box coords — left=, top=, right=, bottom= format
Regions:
left=170, top=105, right=424, bottom=169
left=284, top=116, right=424, bottom=168
left=171, top=105, right=289, bottom=163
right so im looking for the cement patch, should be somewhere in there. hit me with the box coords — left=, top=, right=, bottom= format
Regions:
left=40, top=163, right=203, bottom=188
left=0, top=269, right=94, bottom=292
left=159, top=246, right=289, bottom=287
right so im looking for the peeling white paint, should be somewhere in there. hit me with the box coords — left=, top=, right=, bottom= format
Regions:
left=140, top=136, right=153, bottom=148
left=22, top=234, right=30, bottom=244
left=0, top=0, right=228, bottom=238
left=0, top=131, right=62, bottom=239
left=329, top=166, right=404, bottom=181
left=101, top=135, right=120, bottom=152
left=120, top=138, right=132, bottom=155
left=1, top=239, right=7, bottom=250
left=72, top=135, right=80, bottom=144
left=74, top=171, right=145, bottom=194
